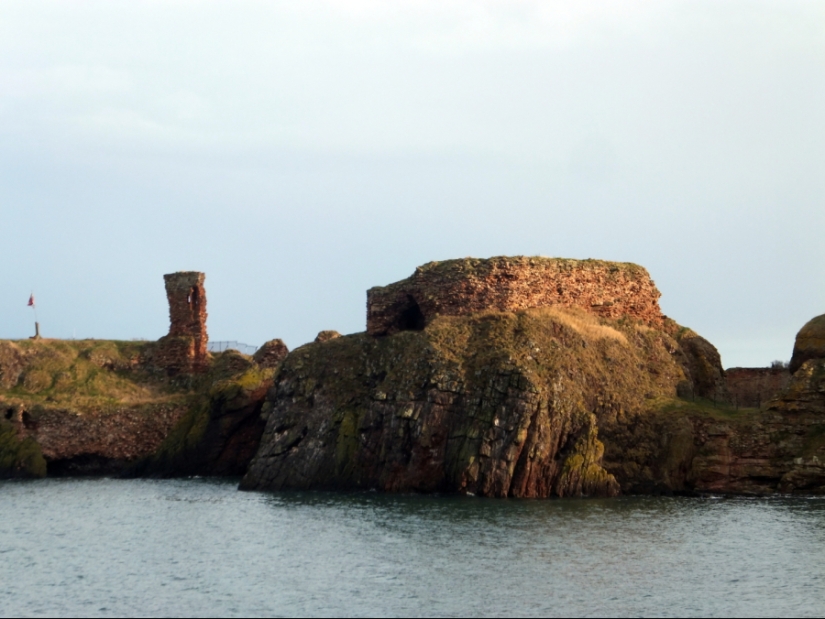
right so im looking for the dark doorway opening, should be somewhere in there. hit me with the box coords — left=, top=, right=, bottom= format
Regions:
left=397, top=295, right=426, bottom=331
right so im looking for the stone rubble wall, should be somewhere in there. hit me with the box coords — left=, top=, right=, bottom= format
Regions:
left=367, top=256, right=664, bottom=336
left=725, top=367, right=790, bottom=408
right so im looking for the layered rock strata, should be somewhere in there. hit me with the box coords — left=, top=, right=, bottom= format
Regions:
left=610, top=357, right=825, bottom=495
left=242, top=306, right=691, bottom=497
left=367, top=257, right=664, bottom=337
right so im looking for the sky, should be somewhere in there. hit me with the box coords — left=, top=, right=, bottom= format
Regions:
left=0, top=0, right=823, bottom=368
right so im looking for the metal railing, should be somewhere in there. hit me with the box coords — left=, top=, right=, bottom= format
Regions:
left=207, top=341, right=258, bottom=355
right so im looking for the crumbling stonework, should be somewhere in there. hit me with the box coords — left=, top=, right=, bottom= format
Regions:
left=155, top=272, right=209, bottom=375
left=726, top=367, right=790, bottom=408
left=367, top=256, right=664, bottom=336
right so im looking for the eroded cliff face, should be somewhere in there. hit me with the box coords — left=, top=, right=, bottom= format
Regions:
left=609, top=358, right=825, bottom=496
left=130, top=352, right=274, bottom=477
left=0, top=340, right=272, bottom=478
left=243, top=299, right=825, bottom=497
left=242, top=307, right=692, bottom=497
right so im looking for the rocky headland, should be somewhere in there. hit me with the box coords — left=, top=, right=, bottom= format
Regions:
left=2, top=257, right=825, bottom=497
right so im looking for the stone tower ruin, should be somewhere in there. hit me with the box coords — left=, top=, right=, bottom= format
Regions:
left=155, top=271, right=209, bottom=375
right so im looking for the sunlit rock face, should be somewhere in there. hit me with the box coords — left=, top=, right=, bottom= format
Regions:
left=243, top=256, right=691, bottom=498
left=790, top=314, right=825, bottom=374
left=366, top=256, right=665, bottom=337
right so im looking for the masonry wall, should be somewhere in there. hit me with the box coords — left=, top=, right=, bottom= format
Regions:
left=367, top=256, right=664, bottom=336
left=155, top=271, right=209, bottom=374
left=726, top=367, right=791, bottom=408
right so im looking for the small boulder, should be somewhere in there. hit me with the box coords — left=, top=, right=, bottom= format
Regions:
left=790, top=314, right=825, bottom=374
left=315, top=330, right=342, bottom=343
left=253, top=339, right=289, bottom=369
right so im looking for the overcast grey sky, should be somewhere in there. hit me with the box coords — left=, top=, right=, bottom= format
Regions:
left=1, top=0, right=823, bottom=367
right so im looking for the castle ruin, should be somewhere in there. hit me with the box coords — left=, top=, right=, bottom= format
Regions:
left=367, top=256, right=664, bottom=336
left=155, top=271, right=209, bottom=375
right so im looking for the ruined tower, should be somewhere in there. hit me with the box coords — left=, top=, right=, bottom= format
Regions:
left=155, top=271, right=209, bottom=375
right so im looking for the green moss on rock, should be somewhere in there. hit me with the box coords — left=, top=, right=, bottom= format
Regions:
left=242, top=307, right=690, bottom=497
left=790, top=314, right=825, bottom=374
left=0, top=421, right=46, bottom=478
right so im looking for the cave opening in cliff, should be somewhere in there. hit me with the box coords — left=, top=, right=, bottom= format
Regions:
left=397, top=295, right=426, bottom=332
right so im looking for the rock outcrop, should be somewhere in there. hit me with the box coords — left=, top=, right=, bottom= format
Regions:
left=253, top=339, right=289, bottom=369
left=129, top=360, right=275, bottom=478
left=4, top=261, right=824, bottom=497
left=367, top=257, right=664, bottom=336
left=611, top=357, right=825, bottom=495
left=315, top=330, right=342, bottom=343
left=0, top=271, right=282, bottom=479
left=790, top=314, right=825, bottom=374
left=672, top=329, right=731, bottom=402
left=244, top=259, right=825, bottom=497
left=242, top=302, right=688, bottom=497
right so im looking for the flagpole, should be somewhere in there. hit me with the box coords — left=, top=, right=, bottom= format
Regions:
left=29, top=292, right=40, bottom=339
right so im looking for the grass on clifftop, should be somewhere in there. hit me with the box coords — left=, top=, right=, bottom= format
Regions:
left=653, top=396, right=761, bottom=422
left=0, top=339, right=187, bottom=414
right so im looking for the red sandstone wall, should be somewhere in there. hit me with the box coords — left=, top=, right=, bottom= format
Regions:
left=726, top=367, right=790, bottom=408
left=156, top=272, right=209, bottom=374
left=367, top=257, right=664, bottom=336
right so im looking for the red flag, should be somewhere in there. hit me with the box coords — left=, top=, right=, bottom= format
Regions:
left=28, top=294, right=35, bottom=307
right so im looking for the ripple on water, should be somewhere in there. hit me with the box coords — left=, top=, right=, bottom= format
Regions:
left=0, top=478, right=824, bottom=617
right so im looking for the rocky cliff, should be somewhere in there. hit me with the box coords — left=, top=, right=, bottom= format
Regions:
left=4, top=259, right=825, bottom=498
left=243, top=258, right=825, bottom=497
left=0, top=339, right=273, bottom=478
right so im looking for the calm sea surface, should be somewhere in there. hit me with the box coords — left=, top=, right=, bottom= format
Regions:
left=0, top=478, right=823, bottom=618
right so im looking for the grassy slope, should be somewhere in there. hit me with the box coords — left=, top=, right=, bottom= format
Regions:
left=0, top=340, right=273, bottom=478
left=0, top=339, right=183, bottom=413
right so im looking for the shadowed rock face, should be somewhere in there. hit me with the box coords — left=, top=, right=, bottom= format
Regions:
left=790, top=314, right=825, bottom=374
left=673, top=330, right=731, bottom=403
left=366, top=257, right=664, bottom=337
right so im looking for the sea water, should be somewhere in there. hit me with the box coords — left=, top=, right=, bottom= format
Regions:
left=0, top=478, right=823, bottom=617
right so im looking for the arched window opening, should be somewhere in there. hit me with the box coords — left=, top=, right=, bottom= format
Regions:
left=397, top=295, right=426, bottom=332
